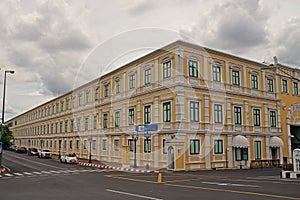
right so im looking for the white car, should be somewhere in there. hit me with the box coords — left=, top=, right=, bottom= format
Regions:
left=60, top=153, right=78, bottom=164
left=38, top=149, right=51, bottom=158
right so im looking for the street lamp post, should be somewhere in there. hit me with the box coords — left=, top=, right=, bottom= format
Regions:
left=0, top=70, right=15, bottom=168
left=58, top=140, right=62, bottom=158
left=88, top=137, right=92, bottom=163
left=144, top=130, right=150, bottom=170
left=132, top=133, right=138, bottom=168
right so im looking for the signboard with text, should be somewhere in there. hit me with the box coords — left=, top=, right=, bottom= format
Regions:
left=136, top=124, right=158, bottom=132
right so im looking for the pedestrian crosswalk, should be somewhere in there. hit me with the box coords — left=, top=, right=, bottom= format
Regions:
left=0, top=169, right=111, bottom=179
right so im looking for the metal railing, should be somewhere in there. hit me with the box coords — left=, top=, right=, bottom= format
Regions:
left=251, top=159, right=280, bottom=168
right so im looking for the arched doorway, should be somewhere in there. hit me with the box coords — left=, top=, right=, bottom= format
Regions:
left=168, top=146, right=174, bottom=170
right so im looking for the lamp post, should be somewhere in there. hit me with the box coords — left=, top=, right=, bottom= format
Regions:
left=58, top=139, right=62, bottom=158
left=88, top=137, right=92, bottom=163
left=0, top=70, right=15, bottom=168
left=132, top=133, right=138, bottom=168
left=144, top=130, right=150, bottom=170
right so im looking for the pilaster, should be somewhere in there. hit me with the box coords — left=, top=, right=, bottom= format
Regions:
left=205, top=134, right=211, bottom=169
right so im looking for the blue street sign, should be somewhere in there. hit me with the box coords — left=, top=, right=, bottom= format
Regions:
left=136, top=124, right=158, bottom=132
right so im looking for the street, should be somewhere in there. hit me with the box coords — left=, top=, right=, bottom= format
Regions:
left=1, top=150, right=300, bottom=200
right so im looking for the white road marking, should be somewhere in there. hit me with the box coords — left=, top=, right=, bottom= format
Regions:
left=23, top=172, right=34, bottom=176
left=106, top=189, right=163, bottom=200
left=13, top=173, right=24, bottom=176
left=4, top=173, right=14, bottom=177
left=49, top=170, right=60, bottom=174
left=201, top=181, right=259, bottom=188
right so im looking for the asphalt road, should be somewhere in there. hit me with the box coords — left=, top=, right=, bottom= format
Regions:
left=1, top=150, right=300, bottom=200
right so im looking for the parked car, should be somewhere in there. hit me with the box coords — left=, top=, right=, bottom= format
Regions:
left=27, top=148, right=39, bottom=156
left=38, top=149, right=51, bottom=158
left=8, top=145, right=17, bottom=151
left=60, top=153, right=78, bottom=164
left=16, top=147, right=27, bottom=153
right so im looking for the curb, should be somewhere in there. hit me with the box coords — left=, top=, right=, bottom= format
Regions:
left=78, top=162, right=159, bottom=173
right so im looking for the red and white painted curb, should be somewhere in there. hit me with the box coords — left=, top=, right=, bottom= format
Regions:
left=78, top=161, right=159, bottom=173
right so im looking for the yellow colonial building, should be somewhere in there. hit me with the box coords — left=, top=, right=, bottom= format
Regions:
left=7, top=40, right=300, bottom=170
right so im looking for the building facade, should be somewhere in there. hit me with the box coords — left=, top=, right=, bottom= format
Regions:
left=7, top=41, right=300, bottom=170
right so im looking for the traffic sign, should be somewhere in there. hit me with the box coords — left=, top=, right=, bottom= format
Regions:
left=136, top=124, right=158, bottom=132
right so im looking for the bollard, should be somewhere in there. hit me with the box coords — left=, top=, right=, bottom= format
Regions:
left=240, top=163, right=242, bottom=170
left=157, top=172, right=162, bottom=183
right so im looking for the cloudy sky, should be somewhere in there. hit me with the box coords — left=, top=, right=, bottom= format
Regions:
left=1, top=0, right=299, bottom=121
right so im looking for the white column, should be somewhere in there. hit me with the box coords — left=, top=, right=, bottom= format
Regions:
left=262, top=71, right=266, bottom=95
left=287, top=122, right=292, bottom=163
left=155, top=59, right=159, bottom=83
left=154, top=134, right=159, bottom=168
left=137, top=66, right=141, bottom=89
left=247, top=136, right=251, bottom=167
left=266, top=136, right=270, bottom=159
left=225, top=61, right=229, bottom=87
left=175, top=49, right=184, bottom=82
left=122, top=104, right=126, bottom=127
left=227, top=135, right=233, bottom=168
left=175, top=88, right=185, bottom=129
left=245, top=101, right=249, bottom=131
left=243, top=65, right=247, bottom=91
left=154, top=96, right=159, bottom=123
left=203, top=56, right=208, bottom=85
left=204, top=95, right=210, bottom=130
left=226, top=98, right=231, bottom=131
left=137, top=138, right=141, bottom=166
left=205, top=134, right=211, bottom=169
left=137, top=100, right=141, bottom=124
left=264, top=103, right=269, bottom=131
left=110, top=108, right=113, bottom=129
left=97, top=135, right=100, bottom=160
left=123, top=72, right=127, bottom=97
left=280, top=147, right=283, bottom=165
left=108, top=135, right=111, bottom=162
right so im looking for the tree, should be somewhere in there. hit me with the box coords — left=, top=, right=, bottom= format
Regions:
left=1, top=125, right=14, bottom=149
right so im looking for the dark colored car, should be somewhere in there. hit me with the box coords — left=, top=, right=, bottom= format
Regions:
left=16, top=147, right=27, bottom=153
left=27, top=148, right=39, bottom=156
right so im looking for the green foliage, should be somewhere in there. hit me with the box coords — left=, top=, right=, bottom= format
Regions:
left=1, top=125, right=14, bottom=149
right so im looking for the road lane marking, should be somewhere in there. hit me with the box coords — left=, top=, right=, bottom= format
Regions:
left=4, top=173, right=13, bottom=177
left=49, top=170, right=60, bottom=174
left=104, top=174, right=157, bottom=184
left=201, top=181, right=259, bottom=188
left=23, top=172, right=34, bottom=176
left=106, top=189, right=163, bottom=200
left=164, top=183, right=300, bottom=200
left=13, top=173, right=24, bottom=176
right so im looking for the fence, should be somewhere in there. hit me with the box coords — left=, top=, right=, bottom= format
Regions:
left=251, top=159, right=280, bottom=168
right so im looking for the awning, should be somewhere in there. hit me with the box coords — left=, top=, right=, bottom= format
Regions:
left=232, top=135, right=250, bottom=148
left=269, top=136, right=284, bottom=147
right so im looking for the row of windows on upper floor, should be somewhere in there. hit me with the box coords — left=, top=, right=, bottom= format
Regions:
left=15, top=101, right=278, bottom=137
left=17, top=59, right=299, bottom=125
